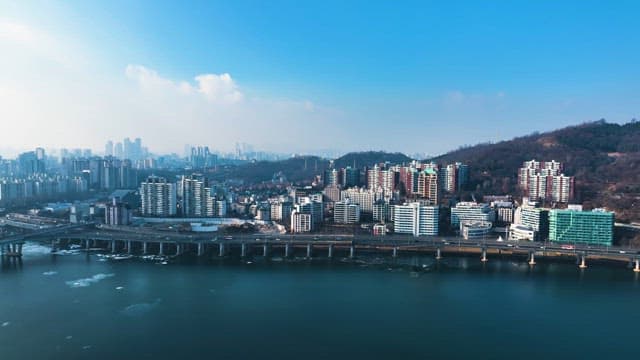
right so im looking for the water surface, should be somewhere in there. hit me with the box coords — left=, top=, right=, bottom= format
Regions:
left=0, top=243, right=638, bottom=359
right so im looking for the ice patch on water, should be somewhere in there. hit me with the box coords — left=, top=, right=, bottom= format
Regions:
left=53, top=249, right=81, bottom=256
left=1, top=321, right=10, bottom=327
left=21, top=243, right=52, bottom=257
left=121, top=298, right=162, bottom=317
left=65, top=335, right=73, bottom=340
left=66, top=273, right=115, bottom=288
left=43, top=271, right=58, bottom=276
left=115, top=286, right=124, bottom=290
left=82, top=345, right=92, bottom=350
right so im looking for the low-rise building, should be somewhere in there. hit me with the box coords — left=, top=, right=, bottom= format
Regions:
left=508, top=224, right=536, bottom=241
left=461, top=221, right=492, bottom=240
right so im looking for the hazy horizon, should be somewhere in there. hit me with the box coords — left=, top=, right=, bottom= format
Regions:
left=1, top=1, right=638, bottom=157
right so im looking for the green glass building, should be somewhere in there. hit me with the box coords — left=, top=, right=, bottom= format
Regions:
left=549, top=209, right=614, bottom=246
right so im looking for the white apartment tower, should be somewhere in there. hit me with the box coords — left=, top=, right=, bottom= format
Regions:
left=140, top=176, right=177, bottom=216
left=393, top=202, right=439, bottom=236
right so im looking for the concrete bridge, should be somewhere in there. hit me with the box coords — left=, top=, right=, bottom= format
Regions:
left=0, top=223, right=94, bottom=257
left=12, top=227, right=640, bottom=272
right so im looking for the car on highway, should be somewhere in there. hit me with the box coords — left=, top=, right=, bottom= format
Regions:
left=561, top=245, right=575, bottom=250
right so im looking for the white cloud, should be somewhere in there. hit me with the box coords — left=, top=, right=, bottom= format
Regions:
left=195, top=73, right=243, bottom=103
left=125, top=65, right=243, bottom=103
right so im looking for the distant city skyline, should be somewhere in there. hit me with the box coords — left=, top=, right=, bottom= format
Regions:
left=1, top=1, right=638, bottom=157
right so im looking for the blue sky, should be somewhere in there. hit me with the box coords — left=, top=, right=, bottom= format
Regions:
left=0, top=1, right=638, bottom=157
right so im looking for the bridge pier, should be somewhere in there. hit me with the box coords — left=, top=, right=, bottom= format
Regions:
left=528, top=251, right=536, bottom=266
left=263, top=244, right=269, bottom=257
left=328, top=244, right=334, bottom=258
left=159, top=242, right=165, bottom=256
left=127, top=241, right=132, bottom=254
left=111, top=240, right=116, bottom=253
left=579, top=255, right=587, bottom=269
left=634, top=259, right=640, bottom=273
left=241, top=243, right=247, bottom=257
left=481, top=248, right=488, bottom=262
left=143, top=242, right=148, bottom=254
left=85, top=240, right=90, bottom=250
left=175, top=243, right=181, bottom=256
left=219, top=243, right=225, bottom=257
left=306, top=243, right=312, bottom=258
left=392, top=247, right=398, bottom=258
left=349, top=246, right=355, bottom=259
left=197, top=243, right=204, bottom=256
left=436, top=247, right=442, bottom=260
left=50, top=239, right=57, bottom=252
left=285, top=243, right=291, bottom=258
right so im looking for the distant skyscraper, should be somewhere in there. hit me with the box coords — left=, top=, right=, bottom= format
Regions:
left=124, top=138, right=132, bottom=160
left=105, top=141, right=114, bottom=157
left=103, top=144, right=111, bottom=158
left=189, top=146, right=215, bottom=168
left=114, top=142, right=124, bottom=159
left=134, top=138, right=142, bottom=160
left=18, top=149, right=45, bottom=175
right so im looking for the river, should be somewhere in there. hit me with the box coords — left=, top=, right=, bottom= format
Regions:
left=0, top=242, right=638, bottom=359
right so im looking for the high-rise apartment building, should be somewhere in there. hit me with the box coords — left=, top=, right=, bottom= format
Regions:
left=367, top=165, right=396, bottom=195
left=105, top=198, right=132, bottom=225
left=393, top=202, right=439, bottom=236
left=442, top=162, right=468, bottom=193
left=333, top=199, right=361, bottom=224
left=323, top=168, right=339, bottom=187
left=340, top=187, right=382, bottom=214
left=340, top=167, right=359, bottom=188
left=518, top=160, right=574, bottom=203
left=291, top=211, right=312, bottom=233
left=140, top=176, right=177, bottom=217
left=416, top=168, right=439, bottom=204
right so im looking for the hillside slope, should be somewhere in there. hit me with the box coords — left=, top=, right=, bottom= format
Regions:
left=333, top=151, right=412, bottom=168
left=433, top=120, right=640, bottom=222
